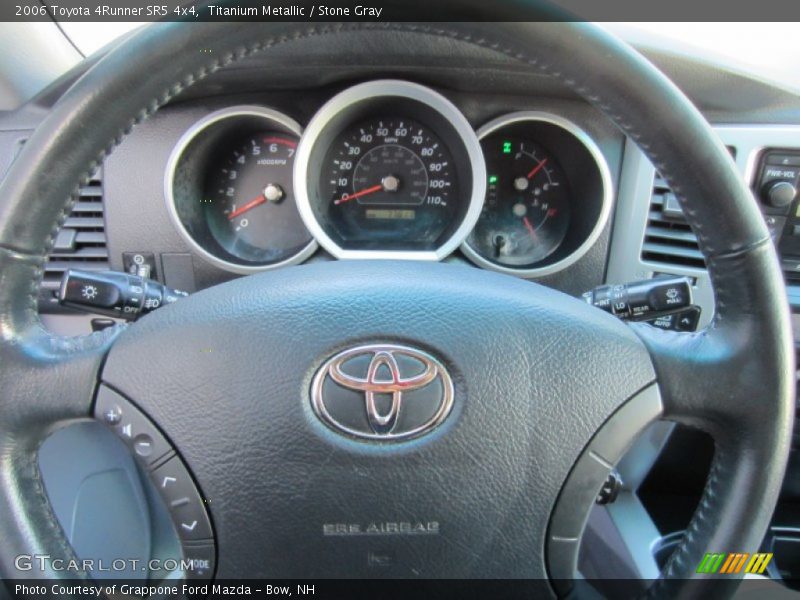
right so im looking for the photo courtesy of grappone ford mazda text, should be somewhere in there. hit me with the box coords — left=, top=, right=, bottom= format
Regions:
left=0, top=1, right=799, bottom=599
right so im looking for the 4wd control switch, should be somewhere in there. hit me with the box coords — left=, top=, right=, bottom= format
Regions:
left=583, top=276, right=692, bottom=320
left=58, top=269, right=188, bottom=319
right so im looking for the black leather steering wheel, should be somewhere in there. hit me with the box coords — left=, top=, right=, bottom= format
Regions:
left=0, top=13, right=794, bottom=599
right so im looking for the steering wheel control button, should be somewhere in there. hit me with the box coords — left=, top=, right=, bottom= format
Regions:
left=596, top=469, right=623, bottom=505
left=101, top=403, right=122, bottom=425
left=94, top=385, right=172, bottom=466
left=133, top=434, right=155, bottom=458
left=311, top=344, right=454, bottom=442
left=182, top=543, right=216, bottom=580
left=151, top=457, right=213, bottom=541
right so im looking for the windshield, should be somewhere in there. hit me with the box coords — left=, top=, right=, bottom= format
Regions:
left=607, top=22, right=800, bottom=92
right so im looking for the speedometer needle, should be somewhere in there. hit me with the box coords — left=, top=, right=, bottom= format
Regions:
left=334, top=184, right=383, bottom=205
left=228, top=194, right=265, bottom=220
left=526, top=157, right=548, bottom=180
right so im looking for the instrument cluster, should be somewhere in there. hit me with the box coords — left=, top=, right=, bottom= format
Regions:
left=166, top=80, right=611, bottom=277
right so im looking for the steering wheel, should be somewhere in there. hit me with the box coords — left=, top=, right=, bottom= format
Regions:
left=0, top=13, right=794, bottom=599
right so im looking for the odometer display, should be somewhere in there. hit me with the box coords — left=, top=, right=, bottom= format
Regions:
left=316, top=118, right=459, bottom=250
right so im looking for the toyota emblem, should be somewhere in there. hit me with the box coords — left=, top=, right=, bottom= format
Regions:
left=311, top=344, right=454, bottom=441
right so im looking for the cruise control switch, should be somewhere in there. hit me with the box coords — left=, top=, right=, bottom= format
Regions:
left=582, top=276, right=692, bottom=320
left=58, top=269, right=188, bottom=319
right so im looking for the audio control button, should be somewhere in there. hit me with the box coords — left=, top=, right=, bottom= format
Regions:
left=764, top=181, right=797, bottom=209
left=182, top=543, right=216, bottom=580
left=94, top=385, right=172, bottom=466
left=151, top=456, right=213, bottom=541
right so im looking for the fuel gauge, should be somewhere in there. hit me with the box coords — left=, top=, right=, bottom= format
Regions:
left=466, top=135, right=570, bottom=267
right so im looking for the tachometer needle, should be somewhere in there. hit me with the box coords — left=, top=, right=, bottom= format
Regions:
left=228, top=194, right=266, bottom=220
left=334, top=184, right=383, bottom=205
left=526, top=157, right=548, bottom=180
left=523, top=216, right=539, bottom=241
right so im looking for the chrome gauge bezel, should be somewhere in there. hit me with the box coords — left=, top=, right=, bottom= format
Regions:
left=165, top=105, right=318, bottom=274
left=461, top=112, right=613, bottom=278
left=294, top=80, right=487, bottom=261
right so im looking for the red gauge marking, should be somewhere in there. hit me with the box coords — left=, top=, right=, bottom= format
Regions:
left=526, top=157, right=549, bottom=180
left=334, top=184, right=383, bottom=205
left=227, top=194, right=266, bottom=220
left=263, top=136, right=297, bottom=148
left=547, top=208, right=558, bottom=217
left=523, top=216, right=539, bottom=241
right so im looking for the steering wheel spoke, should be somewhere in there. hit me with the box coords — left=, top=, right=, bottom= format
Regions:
left=628, top=323, right=738, bottom=428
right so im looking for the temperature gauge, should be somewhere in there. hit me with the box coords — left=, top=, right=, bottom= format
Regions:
left=466, top=135, right=570, bottom=267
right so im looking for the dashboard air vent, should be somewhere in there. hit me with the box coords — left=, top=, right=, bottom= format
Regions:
left=640, top=147, right=736, bottom=270
left=41, top=171, right=108, bottom=304
left=640, top=174, right=706, bottom=269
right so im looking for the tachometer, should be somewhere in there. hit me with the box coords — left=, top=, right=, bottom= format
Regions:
left=295, top=80, right=485, bottom=259
left=166, top=107, right=316, bottom=273
left=206, top=132, right=310, bottom=264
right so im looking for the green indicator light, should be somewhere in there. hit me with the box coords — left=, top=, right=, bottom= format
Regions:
left=489, top=175, right=498, bottom=184
left=502, top=141, right=512, bottom=154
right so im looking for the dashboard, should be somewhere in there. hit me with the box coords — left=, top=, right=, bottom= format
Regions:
left=0, top=30, right=798, bottom=342
left=163, top=79, right=610, bottom=278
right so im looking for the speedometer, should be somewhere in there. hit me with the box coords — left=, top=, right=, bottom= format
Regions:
left=318, top=118, right=458, bottom=248
left=295, top=80, right=485, bottom=259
